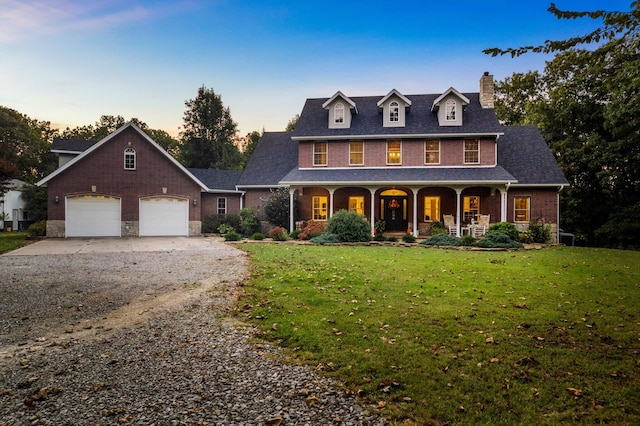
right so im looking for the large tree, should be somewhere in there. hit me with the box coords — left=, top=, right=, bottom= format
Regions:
left=179, top=86, right=241, bottom=170
left=485, top=2, right=639, bottom=248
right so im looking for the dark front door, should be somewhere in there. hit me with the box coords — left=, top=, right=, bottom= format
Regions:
left=381, top=196, right=407, bottom=231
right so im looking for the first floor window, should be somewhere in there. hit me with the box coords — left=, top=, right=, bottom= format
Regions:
left=387, top=140, right=401, bottom=164
left=514, top=197, right=530, bottom=222
left=124, top=147, right=136, bottom=170
left=313, top=196, right=328, bottom=220
left=425, top=140, right=440, bottom=164
left=314, top=142, right=327, bottom=166
left=349, top=196, right=364, bottom=215
left=217, top=197, right=227, bottom=215
left=349, top=141, right=364, bottom=165
left=463, top=196, right=480, bottom=222
left=464, top=139, right=479, bottom=164
left=424, top=196, right=440, bottom=222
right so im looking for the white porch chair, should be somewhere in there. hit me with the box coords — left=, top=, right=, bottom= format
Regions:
left=443, top=214, right=456, bottom=235
left=473, top=214, right=490, bottom=237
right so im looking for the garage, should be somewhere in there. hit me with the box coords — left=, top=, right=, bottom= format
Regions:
left=66, top=195, right=121, bottom=237
left=139, top=196, right=189, bottom=236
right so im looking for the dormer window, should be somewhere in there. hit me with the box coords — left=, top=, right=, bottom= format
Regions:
left=445, top=99, right=456, bottom=121
left=389, top=101, right=399, bottom=122
left=334, top=103, right=345, bottom=124
left=124, top=147, right=136, bottom=170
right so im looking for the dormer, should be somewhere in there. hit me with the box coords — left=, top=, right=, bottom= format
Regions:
left=322, top=91, right=358, bottom=129
left=431, top=87, right=470, bottom=127
left=378, top=89, right=411, bottom=127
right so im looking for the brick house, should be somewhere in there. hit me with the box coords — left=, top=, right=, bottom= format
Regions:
left=38, top=73, right=568, bottom=240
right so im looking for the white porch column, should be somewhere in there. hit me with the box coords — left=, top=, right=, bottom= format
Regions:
left=412, top=188, right=418, bottom=237
left=289, top=187, right=295, bottom=233
left=455, top=189, right=462, bottom=237
left=369, top=188, right=376, bottom=236
left=500, top=188, right=508, bottom=222
left=328, top=188, right=335, bottom=218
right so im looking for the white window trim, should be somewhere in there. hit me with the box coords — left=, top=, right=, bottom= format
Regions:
left=334, top=102, right=345, bottom=124
left=389, top=101, right=399, bottom=122
left=312, top=196, right=328, bottom=221
left=124, top=147, right=136, bottom=170
left=386, top=140, right=402, bottom=165
left=349, top=141, right=364, bottom=166
left=217, top=197, right=227, bottom=215
left=464, top=139, right=480, bottom=165
left=445, top=99, right=456, bottom=121
left=514, top=196, right=530, bottom=222
left=313, top=142, right=327, bottom=166
left=424, top=140, right=440, bottom=165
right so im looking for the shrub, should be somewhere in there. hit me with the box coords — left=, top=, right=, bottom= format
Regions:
left=289, top=229, right=302, bottom=240
left=385, top=236, right=398, bottom=242
left=374, top=220, right=386, bottom=235
left=268, top=226, right=289, bottom=241
left=27, top=220, right=46, bottom=237
left=476, top=231, right=523, bottom=249
left=239, top=206, right=260, bottom=236
left=251, top=232, right=265, bottom=240
left=310, top=233, right=341, bottom=244
left=488, top=222, right=520, bottom=241
left=402, top=234, right=417, bottom=243
left=263, top=187, right=292, bottom=228
left=373, top=233, right=386, bottom=241
left=519, top=230, right=533, bottom=244
left=528, top=221, right=551, bottom=243
left=298, top=220, right=326, bottom=240
left=204, top=214, right=240, bottom=234
left=421, top=234, right=460, bottom=246
left=217, top=223, right=235, bottom=235
left=428, top=221, right=446, bottom=235
left=460, top=235, right=476, bottom=246
left=326, top=210, right=371, bottom=243
left=223, top=231, right=242, bottom=241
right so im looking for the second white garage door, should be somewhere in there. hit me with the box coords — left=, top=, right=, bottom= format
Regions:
left=139, top=196, right=189, bottom=236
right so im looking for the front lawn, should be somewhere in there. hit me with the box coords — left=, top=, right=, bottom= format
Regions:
left=236, top=244, right=640, bottom=425
left=0, top=232, right=28, bottom=254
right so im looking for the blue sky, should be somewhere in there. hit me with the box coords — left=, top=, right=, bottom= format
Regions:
left=0, top=1, right=633, bottom=137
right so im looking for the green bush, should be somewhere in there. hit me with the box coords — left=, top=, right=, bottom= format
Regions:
left=326, top=210, right=371, bottom=243
left=217, top=223, right=235, bottom=235
left=299, top=220, right=326, bottom=240
left=528, top=221, right=552, bottom=243
left=27, top=220, right=46, bottom=237
left=204, top=214, right=240, bottom=234
left=289, top=229, right=301, bottom=240
left=240, top=206, right=260, bottom=236
left=268, top=226, right=289, bottom=241
left=402, top=234, right=417, bottom=243
left=428, top=221, right=446, bottom=235
left=421, top=234, right=460, bottom=246
left=519, top=230, right=533, bottom=244
left=476, top=232, right=523, bottom=249
left=264, top=187, right=292, bottom=228
left=487, top=222, right=520, bottom=241
left=310, top=233, right=341, bottom=244
left=460, top=235, right=476, bottom=246
left=251, top=232, right=265, bottom=240
left=223, top=231, right=242, bottom=241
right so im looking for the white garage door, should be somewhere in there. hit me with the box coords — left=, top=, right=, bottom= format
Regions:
left=66, top=195, right=121, bottom=237
left=139, top=197, right=189, bottom=236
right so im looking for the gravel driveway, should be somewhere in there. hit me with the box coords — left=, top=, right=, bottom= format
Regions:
left=0, top=238, right=383, bottom=425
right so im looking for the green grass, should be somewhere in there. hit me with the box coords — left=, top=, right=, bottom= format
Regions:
left=236, top=244, right=640, bottom=425
left=0, top=231, right=28, bottom=254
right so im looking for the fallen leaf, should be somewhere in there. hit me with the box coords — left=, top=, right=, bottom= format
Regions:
left=567, top=387, right=583, bottom=397
left=264, top=416, right=283, bottom=426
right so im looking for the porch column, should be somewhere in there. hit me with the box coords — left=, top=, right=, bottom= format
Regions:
left=328, top=188, right=336, bottom=218
left=455, top=189, right=462, bottom=237
left=412, top=189, right=418, bottom=237
left=369, top=188, right=376, bottom=236
left=500, top=188, right=508, bottom=222
left=289, top=187, right=295, bottom=233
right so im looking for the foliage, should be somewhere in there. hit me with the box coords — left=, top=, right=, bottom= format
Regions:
left=325, top=210, right=371, bottom=243
left=488, top=221, right=520, bottom=241
left=20, top=183, right=48, bottom=221
left=460, top=234, right=476, bottom=246
left=237, top=244, right=640, bottom=424
left=285, top=114, right=299, bottom=131
left=374, top=220, right=386, bottom=235
left=267, top=226, right=289, bottom=241
left=519, top=230, right=534, bottom=244
left=239, top=206, right=260, bottom=236
left=239, top=130, right=261, bottom=169
left=203, top=214, right=240, bottom=234
left=486, top=3, right=640, bottom=248
left=263, top=187, right=291, bottom=228
left=528, top=220, right=552, bottom=243
left=0, top=232, right=28, bottom=254
left=309, top=233, right=341, bottom=244
left=217, top=223, right=235, bottom=235
left=421, top=234, right=460, bottom=246
left=26, top=220, right=46, bottom=237
left=298, top=220, right=325, bottom=240
left=476, top=231, right=524, bottom=249
left=223, top=230, right=242, bottom=241
left=289, top=229, right=301, bottom=240
left=250, top=232, right=265, bottom=241
left=428, top=220, right=446, bottom=235
left=179, top=86, right=241, bottom=170
left=402, top=233, right=416, bottom=243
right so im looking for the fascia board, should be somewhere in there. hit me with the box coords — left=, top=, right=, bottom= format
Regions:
left=292, top=132, right=504, bottom=141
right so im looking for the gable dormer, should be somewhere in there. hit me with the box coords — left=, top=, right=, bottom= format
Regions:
left=431, top=87, right=470, bottom=127
left=322, top=91, right=358, bottom=129
left=378, top=89, right=411, bottom=128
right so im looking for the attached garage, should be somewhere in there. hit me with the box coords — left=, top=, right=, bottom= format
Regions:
left=66, top=195, right=121, bottom=237
left=139, top=196, right=189, bottom=236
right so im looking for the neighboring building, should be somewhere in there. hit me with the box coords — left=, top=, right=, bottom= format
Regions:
left=1, top=179, right=34, bottom=232
left=37, top=73, right=568, bottom=240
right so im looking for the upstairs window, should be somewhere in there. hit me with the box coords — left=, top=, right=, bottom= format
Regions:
left=313, top=142, right=327, bottom=166
left=445, top=99, right=456, bottom=121
left=389, top=101, right=399, bottom=122
left=464, top=139, right=479, bottom=164
left=387, top=140, right=401, bottom=165
left=124, top=147, right=136, bottom=170
left=425, top=140, right=440, bottom=164
left=334, top=102, right=345, bottom=124
left=349, top=141, right=364, bottom=165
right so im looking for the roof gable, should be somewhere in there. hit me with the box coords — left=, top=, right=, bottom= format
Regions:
left=377, top=89, right=412, bottom=108
left=321, top=91, right=358, bottom=113
left=431, top=87, right=470, bottom=112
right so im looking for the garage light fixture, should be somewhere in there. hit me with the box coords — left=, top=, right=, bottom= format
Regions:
left=193, top=199, right=197, bottom=206
left=55, top=196, right=59, bottom=203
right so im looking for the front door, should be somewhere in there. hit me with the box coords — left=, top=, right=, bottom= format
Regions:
left=381, top=196, right=407, bottom=231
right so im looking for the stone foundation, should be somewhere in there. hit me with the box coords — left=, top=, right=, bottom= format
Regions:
left=189, top=221, right=202, bottom=236
left=46, top=220, right=65, bottom=238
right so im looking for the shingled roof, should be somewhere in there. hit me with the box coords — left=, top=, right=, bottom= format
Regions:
left=51, top=138, right=99, bottom=153
left=237, top=131, right=298, bottom=187
left=188, top=169, right=243, bottom=192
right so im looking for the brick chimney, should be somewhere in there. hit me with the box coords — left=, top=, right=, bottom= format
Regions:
left=479, top=72, right=494, bottom=109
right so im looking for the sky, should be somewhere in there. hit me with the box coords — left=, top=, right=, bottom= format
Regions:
left=0, top=0, right=634, bottom=137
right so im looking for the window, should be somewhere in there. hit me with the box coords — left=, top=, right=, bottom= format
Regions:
left=464, top=139, right=479, bottom=164
left=445, top=99, right=456, bottom=121
left=217, top=197, right=227, bottom=215
left=387, top=140, right=401, bottom=164
left=424, top=196, right=440, bottom=222
left=349, top=141, right=364, bottom=165
left=313, top=142, right=327, bottom=166
left=463, top=196, right=480, bottom=222
left=312, top=196, right=328, bottom=220
left=425, top=140, right=440, bottom=164
left=389, top=101, right=399, bottom=122
left=349, top=196, right=364, bottom=215
left=334, top=102, right=345, bottom=124
left=124, top=147, right=136, bottom=170
left=514, top=197, right=530, bottom=222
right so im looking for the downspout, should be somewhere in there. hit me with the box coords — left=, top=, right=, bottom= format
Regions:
left=557, top=185, right=565, bottom=244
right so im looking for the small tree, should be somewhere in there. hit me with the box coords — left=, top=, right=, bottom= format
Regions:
left=263, top=187, right=292, bottom=228
left=239, top=206, right=260, bottom=236
left=325, top=210, right=371, bottom=242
